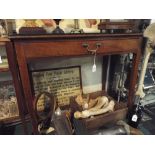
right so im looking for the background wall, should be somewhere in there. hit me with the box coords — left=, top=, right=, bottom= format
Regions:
left=29, top=56, right=103, bottom=94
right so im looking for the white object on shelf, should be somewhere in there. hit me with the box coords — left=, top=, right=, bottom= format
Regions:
left=0, top=55, right=2, bottom=63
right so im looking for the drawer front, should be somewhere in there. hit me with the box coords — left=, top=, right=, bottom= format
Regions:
left=97, top=39, right=140, bottom=54
left=21, top=38, right=141, bottom=59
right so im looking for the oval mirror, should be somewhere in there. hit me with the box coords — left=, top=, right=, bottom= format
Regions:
left=34, top=92, right=56, bottom=122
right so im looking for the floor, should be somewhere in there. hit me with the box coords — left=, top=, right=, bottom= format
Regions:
left=139, top=108, right=155, bottom=135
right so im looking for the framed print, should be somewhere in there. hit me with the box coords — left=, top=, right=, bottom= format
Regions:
left=31, top=66, right=82, bottom=107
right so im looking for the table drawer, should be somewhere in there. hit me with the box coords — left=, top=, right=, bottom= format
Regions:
left=21, top=38, right=140, bottom=59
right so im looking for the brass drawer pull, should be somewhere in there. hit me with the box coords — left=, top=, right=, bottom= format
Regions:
left=82, top=43, right=102, bottom=54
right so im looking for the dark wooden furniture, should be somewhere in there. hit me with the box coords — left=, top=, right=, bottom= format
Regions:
left=0, top=38, right=28, bottom=134
left=8, top=33, right=143, bottom=134
left=98, top=19, right=135, bottom=33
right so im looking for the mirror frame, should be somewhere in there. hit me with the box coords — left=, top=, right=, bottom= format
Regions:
left=34, top=92, right=56, bottom=122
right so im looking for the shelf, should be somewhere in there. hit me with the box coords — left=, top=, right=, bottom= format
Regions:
left=0, top=115, right=19, bottom=124
left=0, top=67, right=9, bottom=72
left=0, top=114, right=31, bottom=127
left=0, top=38, right=9, bottom=46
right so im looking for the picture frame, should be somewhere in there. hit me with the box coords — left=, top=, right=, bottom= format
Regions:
left=31, top=66, right=82, bottom=107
